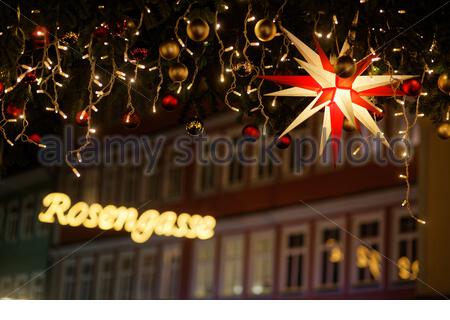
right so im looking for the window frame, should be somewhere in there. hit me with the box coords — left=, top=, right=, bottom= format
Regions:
left=60, top=259, right=77, bottom=299
left=95, top=254, right=115, bottom=299
left=191, top=239, right=216, bottom=299
left=159, top=243, right=182, bottom=299
left=115, top=251, right=135, bottom=299
left=219, top=233, right=245, bottom=298
left=314, top=218, right=346, bottom=291
left=221, top=128, right=247, bottom=191
left=77, top=256, right=95, bottom=299
left=390, top=207, right=419, bottom=284
left=248, top=230, right=275, bottom=297
left=280, top=224, right=310, bottom=294
left=350, top=211, right=385, bottom=288
left=136, top=247, right=159, bottom=299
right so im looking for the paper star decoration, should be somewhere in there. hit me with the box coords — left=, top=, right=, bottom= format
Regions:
left=261, top=27, right=417, bottom=162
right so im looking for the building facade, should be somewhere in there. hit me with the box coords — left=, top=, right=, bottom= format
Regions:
left=42, top=109, right=423, bottom=299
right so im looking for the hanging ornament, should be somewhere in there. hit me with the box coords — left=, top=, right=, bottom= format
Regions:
left=6, top=103, right=23, bottom=118
left=186, top=18, right=210, bottom=42
left=31, top=26, right=50, bottom=48
left=437, top=121, right=450, bottom=140
left=242, top=124, right=260, bottom=140
left=129, top=47, right=149, bottom=61
left=437, top=73, right=450, bottom=95
left=159, top=40, right=181, bottom=61
left=121, top=110, right=141, bottom=129
left=334, top=55, right=356, bottom=78
left=29, top=133, right=42, bottom=144
left=93, top=24, right=109, bottom=38
left=161, top=94, right=180, bottom=111
left=61, top=32, right=79, bottom=45
left=343, top=118, right=356, bottom=132
left=0, top=82, right=4, bottom=96
left=185, top=118, right=204, bottom=136
left=261, top=26, right=416, bottom=163
left=23, top=71, right=37, bottom=84
left=232, top=55, right=253, bottom=77
left=168, top=63, right=189, bottom=83
left=75, top=110, right=89, bottom=127
left=276, top=133, right=292, bottom=149
left=401, top=79, right=422, bottom=96
left=254, top=19, right=277, bottom=42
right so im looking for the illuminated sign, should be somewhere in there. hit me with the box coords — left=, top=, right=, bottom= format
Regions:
left=38, top=193, right=216, bottom=243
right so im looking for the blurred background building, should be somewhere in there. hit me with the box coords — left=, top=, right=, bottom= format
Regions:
left=1, top=106, right=449, bottom=300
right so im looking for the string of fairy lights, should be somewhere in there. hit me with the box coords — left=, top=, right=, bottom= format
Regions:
left=1, top=0, right=449, bottom=226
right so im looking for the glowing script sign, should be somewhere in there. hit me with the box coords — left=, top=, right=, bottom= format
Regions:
left=38, top=193, right=216, bottom=243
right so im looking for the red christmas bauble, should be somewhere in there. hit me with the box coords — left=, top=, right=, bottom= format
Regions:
left=29, top=133, right=42, bottom=144
left=129, top=47, right=149, bottom=61
left=242, top=124, right=260, bottom=140
left=401, top=79, right=422, bottom=96
left=6, top=104, right=23, bottom=118
left=276, top=133, right=292, bottom=149
left=161, top=94, right=180, bottom=111
left=0, top=82, right=4, bottom=95
left=23, top=71, right=37, bottom=84
left=121, top=110, right=141, bottom=129
left=75, top=110, right=89, bottom=126
left=93, top=25, right=109, bottom=38
left=31, top=26, right=49, bottom=48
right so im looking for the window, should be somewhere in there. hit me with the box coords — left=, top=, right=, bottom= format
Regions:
left=78, top=258, right=94, bottom=299
left=30, top=272, right=46, bottom=299
left=315, top=219, right=345, bottom=290
left=61, top=260, right=76, bottom=299
left=220, top=234, right=244, bottom=297
left=282, top=225, right=309, bottom=292
left=160, top=244, right=181, bottom=299
left=392, top=209, right=419, bottom=282
left=222, top=135, right=246, bottom=189
left=249, top=231, right=274, bottom=296
left=196, top=144, right=217, bottom=194
left=120, top=152, right=140, bottom=205
left=163, top=150, right=183, bottom=201
left=250, top=140, right=275, bottom=184
left=96, top=255, right=115, bottom=299
left=351, top=212, right=384, bottom=287
left=192, top=240, right=215, bottom=298
left=140, top=163, right=161, bottom=203
left=115, top=252, right=135, bottom=299
left=20, top=193, right=36, bottom=239
left=5, top=199, right=19, bottom=242
left=137, top=249, right=158, bottom=299
left=12, top=274, right=29, bottom=299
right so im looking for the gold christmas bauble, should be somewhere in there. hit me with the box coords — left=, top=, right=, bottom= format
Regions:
left=343, top=118, right=356, bottom=132
left=437, top=121, right=450, bottom=139
left=168, top=62, right=189, bottom=82
left=159, top=40, right=181, bottom=60
left=437, top=73, right=450, bottom=95
left=186, top=18, right=210, bottom=42
left=334, top=55, right=356, bottom=78
left=254, top=18, right=277, bottom=42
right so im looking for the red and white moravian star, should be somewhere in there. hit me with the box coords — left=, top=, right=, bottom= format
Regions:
left=261, top=27, right=416, bottom=161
